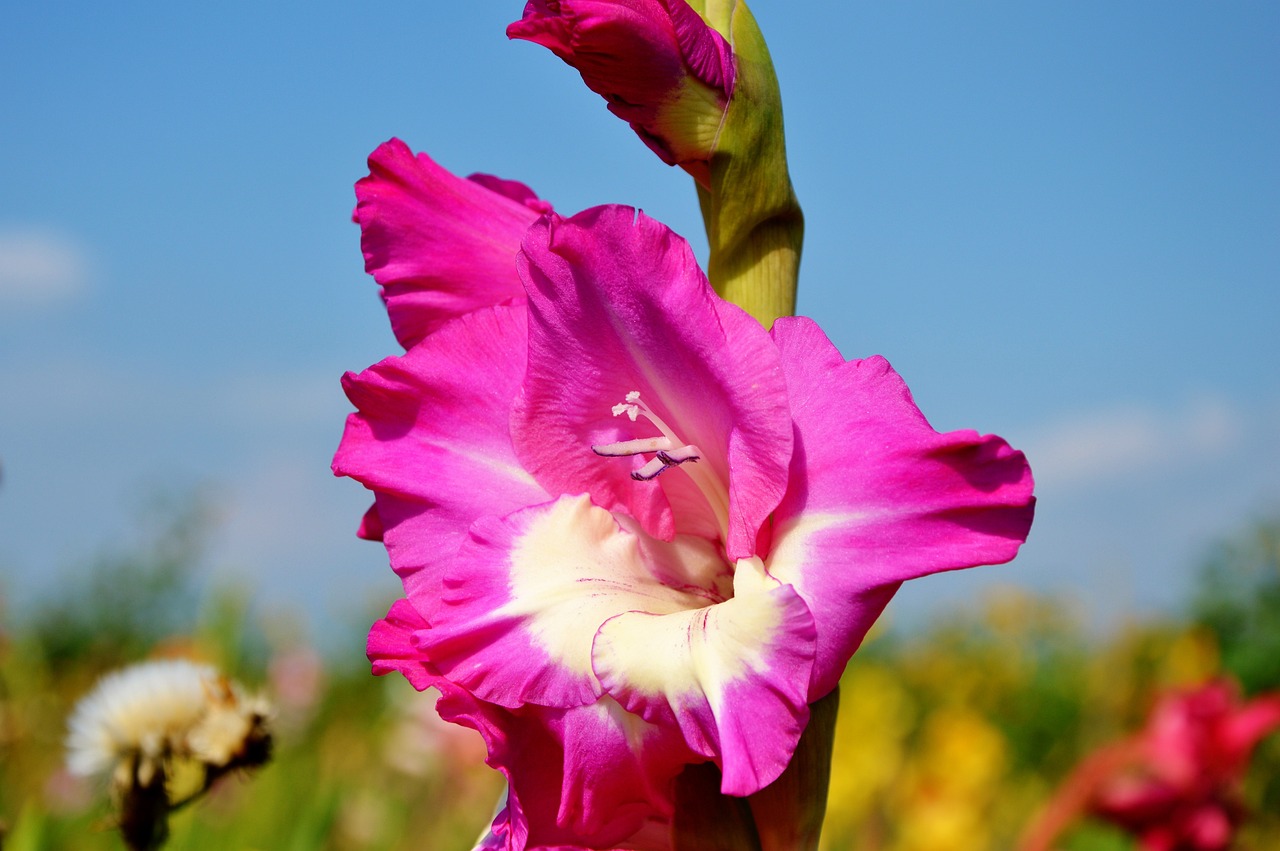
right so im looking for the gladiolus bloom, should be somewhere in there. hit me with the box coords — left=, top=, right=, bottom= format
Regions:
left=335, top=141, right=1034, bottom=849
left=508, top=1, right=736, bottom=185
left=1022, top=679, right=1280, bottom=851
left=1088, top=680, right=1280, bottom=851
left=66, top=660, right=272, bottom=851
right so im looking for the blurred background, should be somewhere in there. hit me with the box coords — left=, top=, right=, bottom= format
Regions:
left=1, top=1, right=1277, bottom=848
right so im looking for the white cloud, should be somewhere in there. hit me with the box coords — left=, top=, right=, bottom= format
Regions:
left=0, top=228, right=91, bottom=310
left=1024, top=396, right=1245, bottom=489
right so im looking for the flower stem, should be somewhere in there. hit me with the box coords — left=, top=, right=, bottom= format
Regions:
left=695, top=0, right=803, bottom=327
left=671, top=688, right=839, bottom=851
left=672, top=762, right=764, bottom=851
left=748, top=686, right=839, bottom=851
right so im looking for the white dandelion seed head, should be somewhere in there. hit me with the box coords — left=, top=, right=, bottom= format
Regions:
left=65, top=659, right=273, bottom=783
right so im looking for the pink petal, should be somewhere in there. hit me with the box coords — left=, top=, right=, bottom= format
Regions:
left=505, top=700, right=691, bottom=848
left=419, top=494, right=715, bottom=711
left=510, top=1, right=684, bottom=101
left=356, top=503, right=384, bottom=541
left=367, top=597, right=438, bottom=690
left=509, top=0, right=732, bottom=94
left=369, top=599, right=687, bottom=849
left=1219, top=692, right=1280, bottom=768
left=592, top=557, right=816, bottom=796
left=355, top=138, right=547, bottom=348
left=767, top=317, right=1036, bottom=698
left=465, top=172, right=555, bottom=214
left=664, top=0, right=735, bottom=93
left=333, top=305, right=549, bottom=618
left=511, top=205, right=792, bottom=559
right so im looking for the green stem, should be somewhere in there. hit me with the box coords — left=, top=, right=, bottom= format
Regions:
left=670, top=688, right=840, bottom=851
left=696, top=0, right=804, bottom=327
left=672, top=763, right=764, bottom=851
left=747, top=687, right=839, bottom=851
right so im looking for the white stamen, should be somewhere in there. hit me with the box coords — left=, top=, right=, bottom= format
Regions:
left=630, top=443, right=703, bottom=481
left=610, top=390, right=646, bottom=422
left=593, top=436, right=675, bottom=457
left=596, top=392, right=730, bottom=540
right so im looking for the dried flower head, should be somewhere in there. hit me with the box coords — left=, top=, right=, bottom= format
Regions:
left=66, top=659, right=272, bottom=850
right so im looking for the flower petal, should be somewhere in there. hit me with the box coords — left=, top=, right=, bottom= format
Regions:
left=766, top=316, right=1036, bottom=698
left=511, top=205, right=792, bottom=559
left=356, top=503, right=383, bottom=541
left=369, top=599, right=688, bottom=850
left=419, top=494, right=716, bottom=711
left=592, top=557, right=816, bottom=796
left=355, top=138, right=547, bottom=347
left=333, top=305, right=549, bottom=616
left=1220, top=693, right=1280, bottom=767
left=368, top=598, right=439, bottom=689
left=510, top=700, right=691, bottom=848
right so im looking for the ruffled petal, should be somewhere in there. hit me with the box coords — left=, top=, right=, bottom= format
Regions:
left=367, top=598, right=438, bottom=689
left=420, top=494, right=713, bottom=711
left=511, top=206, right=792, bottom=560
left=355, top=138, right=547, bottom=347
left=465, top=172, right=555, bottom=214
left=333, top=306, right=549, bottom=617
left=510, top=700, right=691, bottom=848
left=592, top=558, right=816, bottom=796
left=766, top=316, right=1036, bottom=698
left=369, top=599, right=687, bottom=850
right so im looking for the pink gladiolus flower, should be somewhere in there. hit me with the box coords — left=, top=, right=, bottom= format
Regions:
left=335, top=140, right=1035, bottom=848
left=1087, top=680, right=1280, bottom=851
left=508, top=1, right=735, bottom=185
left=1022, top=678, right=1280, bottom=851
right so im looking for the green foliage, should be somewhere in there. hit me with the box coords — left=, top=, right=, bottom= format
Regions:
left=1191, top=515, right=1280, bottom=693
left=23, top=493, right=214, bottom=670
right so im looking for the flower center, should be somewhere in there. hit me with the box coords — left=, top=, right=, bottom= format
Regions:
left=592, top=391, right=730, bottom=539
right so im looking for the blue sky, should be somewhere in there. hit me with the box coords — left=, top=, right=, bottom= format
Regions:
left=2, top=2, right=1277, bottom=647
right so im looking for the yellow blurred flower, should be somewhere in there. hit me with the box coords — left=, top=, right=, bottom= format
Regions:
left=891, top=707, right=1008, bottom=851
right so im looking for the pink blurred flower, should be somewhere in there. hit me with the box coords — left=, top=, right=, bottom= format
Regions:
left=508, top=1, right=735, bottom=186
left=267, top=645, right=325, bottom=720
left=1089, top=680, right=1280, bottom=851
left=1022, top=679, right=1280, bottom=851
left=335, top=141, right=1035, bottom=849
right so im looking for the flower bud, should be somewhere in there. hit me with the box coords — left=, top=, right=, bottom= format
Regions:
left=509, top=0, right=736, bottom=187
